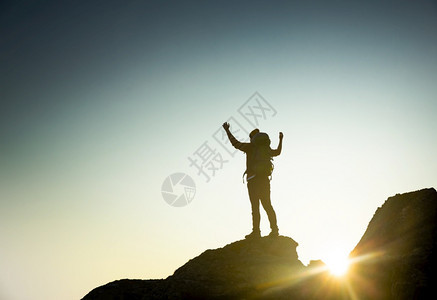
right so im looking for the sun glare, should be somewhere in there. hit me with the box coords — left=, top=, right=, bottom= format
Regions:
left=324, top=252, right=350, bottom=277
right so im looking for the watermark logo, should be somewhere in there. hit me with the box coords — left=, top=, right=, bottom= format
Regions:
left=161, top=173, right=196, bottom=207
left=238, top=92, right=277, bottom=127
left=161, top=92, right=277, bottom=207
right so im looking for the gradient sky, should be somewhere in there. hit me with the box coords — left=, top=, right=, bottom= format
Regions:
left=1, top=1, right=437, bottom=299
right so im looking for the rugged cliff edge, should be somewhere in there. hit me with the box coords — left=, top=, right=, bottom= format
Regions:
left=349, top=187, right=437, bottom=299
left=82, top=236, right=306, bottom=299
left=82, top=188, right=437, bottom=299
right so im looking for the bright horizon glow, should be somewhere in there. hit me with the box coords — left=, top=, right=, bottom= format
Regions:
left=322, top=250, right=351, bottom=277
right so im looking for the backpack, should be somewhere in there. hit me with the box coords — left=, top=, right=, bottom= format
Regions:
left=249, top=132, right=274, bottom=177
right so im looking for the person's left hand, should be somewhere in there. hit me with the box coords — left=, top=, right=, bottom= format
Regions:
left=279, top=132, right=284, bottom=140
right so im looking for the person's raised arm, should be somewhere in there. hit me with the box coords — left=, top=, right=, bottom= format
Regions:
left=271, top=132, right=283, bottom=156
left=222, top=122, right=250, bottom=152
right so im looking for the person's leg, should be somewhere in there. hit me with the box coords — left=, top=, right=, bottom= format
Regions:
left=247, top=180, right=261, bottom=236
left=259, top=177, right=279, bottom=235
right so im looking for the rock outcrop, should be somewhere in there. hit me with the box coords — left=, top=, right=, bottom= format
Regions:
left=82, top=188, right=437, bottom=299
left=82, top=236, right=306, bottom=299
left=349, top=188, right=437, bottom=299
left=166, top=236, right=305, bottom=299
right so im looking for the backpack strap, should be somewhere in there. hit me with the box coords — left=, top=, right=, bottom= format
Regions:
left=242, top=170, right=259, bottom=183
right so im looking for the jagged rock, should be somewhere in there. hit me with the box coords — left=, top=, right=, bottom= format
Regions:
left=81, top=279, right=167, bottom=300
left=82, top=188, right=437, bottom=300
left=165, top=236, right=305, bottom=299
left=349, top=188, right=437, bottom=299
left=82, top=236, right=306, bottom=300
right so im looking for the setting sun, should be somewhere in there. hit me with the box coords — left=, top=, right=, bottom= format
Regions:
left=323, top=252, right=350, bottom=277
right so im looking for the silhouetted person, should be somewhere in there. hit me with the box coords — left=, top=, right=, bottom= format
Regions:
left=223, top=122, right=283, bottom=238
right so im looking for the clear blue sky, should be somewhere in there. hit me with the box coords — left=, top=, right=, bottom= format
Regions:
left=1, top=1, right=436, bottom=299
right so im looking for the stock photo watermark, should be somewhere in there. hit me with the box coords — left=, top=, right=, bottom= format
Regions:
left=161, top=92, right=277, bottom=207
left=161, top=173, right=196, bottom=207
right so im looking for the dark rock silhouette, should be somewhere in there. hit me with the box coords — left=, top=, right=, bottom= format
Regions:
left=166, top=236, right=305, bottom=299
left=82, top=188, right=437, bottom=300
left=349, top=187, right=437, bottom=299
left=81, top=279, right=166, bottom=300
left=82, top=236, right=306, bottom=299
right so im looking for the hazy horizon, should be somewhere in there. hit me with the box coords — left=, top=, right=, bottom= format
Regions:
left=1, top=1, right=437, bottom=299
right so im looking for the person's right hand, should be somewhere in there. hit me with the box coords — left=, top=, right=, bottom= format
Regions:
left=279, top=132, right=284, bottom=140
left=222, top=122, right=230, bottom=131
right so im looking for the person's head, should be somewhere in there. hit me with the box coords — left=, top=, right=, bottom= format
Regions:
left=249, top=128, right=260, bottom=140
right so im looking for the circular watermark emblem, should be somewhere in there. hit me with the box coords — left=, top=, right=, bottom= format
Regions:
left=161, top=173, right=196, bottom=207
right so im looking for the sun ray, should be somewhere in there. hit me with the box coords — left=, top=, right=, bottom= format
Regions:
left=321, top=245, right=352, bottom=277
left=325, top=254, right=350, bottom=276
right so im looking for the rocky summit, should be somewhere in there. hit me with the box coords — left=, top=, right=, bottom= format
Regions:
left=349, top=188, right=437, bottom=299
left=167, top=236, right=305, bottom=299
left=82, top=188, right=437, bottom=299
left=82, top=236, right=307, bottom=299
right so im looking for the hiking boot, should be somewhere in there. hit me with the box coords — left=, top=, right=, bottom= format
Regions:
left=245, top=231, right=261, bottom=239
left=268, top=230, right=279, bottom=238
